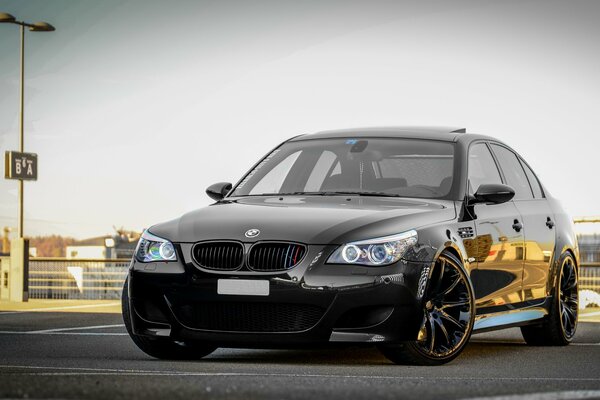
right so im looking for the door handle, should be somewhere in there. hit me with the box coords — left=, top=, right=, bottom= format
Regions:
left=546, top=217, right=555, bottom=229
left=512, top=219, right=523, bottom=232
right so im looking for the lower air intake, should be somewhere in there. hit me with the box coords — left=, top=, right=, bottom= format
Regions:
left=175, top=302, right=324, bottom=332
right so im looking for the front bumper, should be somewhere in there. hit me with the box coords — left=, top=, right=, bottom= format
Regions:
left=127, top=244, right=430, bottom=347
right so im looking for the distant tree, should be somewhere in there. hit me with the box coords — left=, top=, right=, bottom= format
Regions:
left=113, top=226, right=141, bottom=242
left=29, top=235, right=76, bottom=257
left=27, top=228, right=141, bottom=258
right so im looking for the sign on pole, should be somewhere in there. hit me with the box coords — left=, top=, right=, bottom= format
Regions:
left=4, top=151, right=37, bottom=181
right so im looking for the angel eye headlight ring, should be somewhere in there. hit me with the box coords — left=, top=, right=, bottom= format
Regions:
left=135, top=230, right=177, bottom=263
left=327, top=230, right=417, bottom=267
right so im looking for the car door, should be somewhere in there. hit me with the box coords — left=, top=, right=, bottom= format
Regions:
left=489, top=144, right=556, bottom=302
left=466, top=142, right=525, bottom=309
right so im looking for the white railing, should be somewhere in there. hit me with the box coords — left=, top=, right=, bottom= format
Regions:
left=28, top=258, right=130, bottom=300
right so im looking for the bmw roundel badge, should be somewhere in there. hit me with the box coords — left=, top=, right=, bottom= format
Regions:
left=245, top=228, right=260, bottom=238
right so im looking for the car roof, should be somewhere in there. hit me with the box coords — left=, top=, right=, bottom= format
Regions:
left=289, top=126, right=495, bottom=143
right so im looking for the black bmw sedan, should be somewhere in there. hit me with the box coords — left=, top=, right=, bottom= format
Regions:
left=123, top=127, right=579, bottom=365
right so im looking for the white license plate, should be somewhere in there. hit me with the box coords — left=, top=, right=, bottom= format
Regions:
left=217, top=279, right=269, bottom=296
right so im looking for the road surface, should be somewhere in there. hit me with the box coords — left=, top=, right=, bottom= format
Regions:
left=0, top=310, right=599, bottom=400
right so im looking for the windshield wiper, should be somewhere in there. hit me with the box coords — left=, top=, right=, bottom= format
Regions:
left=274, top=191, right=400, bottom=198
left=321, top=191, right=400, bottom=197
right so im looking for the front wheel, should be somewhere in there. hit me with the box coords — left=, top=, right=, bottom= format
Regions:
left=122, top=277, right=217, bottom=360
left=379, top=251, right=475, bottom=365
left=521, top=252, right=578, bottom=346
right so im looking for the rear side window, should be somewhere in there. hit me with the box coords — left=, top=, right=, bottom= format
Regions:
left=520, top=160, right=544, bottom=198
left=490, top=144, right=533, bottom=200
left=468, top=143, right=502, bottom=195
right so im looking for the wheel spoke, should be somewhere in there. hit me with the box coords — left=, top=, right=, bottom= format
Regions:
left=562, top=264, right=576, bottom=291
left=440, top=299, right=469, bottom=310
left=441, top=271, right=462, bottom=296
left=560, top=268, right=568, bottom=290
left=561, top=306, right=569, bottom=328
left=435, top=316, right=452, bottom=346
left=566, top=315, right=576, bottom=332
left=565, top=295, right=578, bottom=306
left=564, top=278, right=577, bottom=291
left=563, top=303, right=577, bottom=321
left=564, top=310, right=576, bottom=333
left=567, top=269, right=575, bottom=287
left=428, top=315, right=436, bottom=354
left=417, top=314, right=428, bottom=343
left=439, top=309, right=465, bottom=329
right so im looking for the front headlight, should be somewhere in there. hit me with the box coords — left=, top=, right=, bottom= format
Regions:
left=327, top=230, right=417, bottom=266
left=135, top=230, right=177, bottom=262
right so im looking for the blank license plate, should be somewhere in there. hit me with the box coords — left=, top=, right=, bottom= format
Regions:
left=217, top=279, right=269, bottom=296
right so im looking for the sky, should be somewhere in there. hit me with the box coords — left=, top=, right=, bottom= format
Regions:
left=0, top=0, right=599, bottom=239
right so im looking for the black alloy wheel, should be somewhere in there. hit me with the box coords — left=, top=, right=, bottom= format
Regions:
left=521, top=252, right=579, bottom=345
left=559, top=255, right=579, bottom=339
left=379, top=250, right=475, bottom=365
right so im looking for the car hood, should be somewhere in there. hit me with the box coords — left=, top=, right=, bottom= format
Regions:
left=149, top=196, right=456, bottom=245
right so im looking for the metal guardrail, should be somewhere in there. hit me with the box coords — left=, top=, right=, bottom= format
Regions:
left=580, top=263, right=600, bottom=298
left=24, top=258, right=600, bottom=301
left=574, top=217, right=600, bottom=224
left=28, top=258, right=130, bottom=300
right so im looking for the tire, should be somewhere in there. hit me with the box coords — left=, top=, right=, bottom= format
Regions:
left=521, top=252, right=578, bottom=346
left=379, top=250, right=475, bottom=366
left=122, top=277, right=217, bottom=360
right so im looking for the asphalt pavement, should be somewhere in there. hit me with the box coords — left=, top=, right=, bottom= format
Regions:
left=0, top=310, right=599, bottom=400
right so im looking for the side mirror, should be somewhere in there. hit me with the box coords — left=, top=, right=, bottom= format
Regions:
left=206, top=182, right=232, bottom=201
left=472, top=183, right=515, bottom=205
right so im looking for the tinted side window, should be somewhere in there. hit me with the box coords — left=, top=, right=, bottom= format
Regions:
left=468, top=143, right=502, bottom=195
left=490, top=144, right=533, bottom=200
left=521, top=160, right=544, bottom=198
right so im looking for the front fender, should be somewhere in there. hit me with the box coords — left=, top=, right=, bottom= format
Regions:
left=402, top=220, right=476, bottom=302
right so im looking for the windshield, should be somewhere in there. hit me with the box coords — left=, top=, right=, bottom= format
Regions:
left=230, top=138, right=455, bottom=199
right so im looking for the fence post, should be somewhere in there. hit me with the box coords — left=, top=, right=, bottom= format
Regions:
left=9, top=238, right=29, bottom=302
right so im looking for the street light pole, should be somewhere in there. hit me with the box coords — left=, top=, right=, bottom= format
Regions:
left=0, top=12, right=55, bottom=239
left=1, top=12, right=54, bottom=302
left=18, top=23, right=25, bottom=239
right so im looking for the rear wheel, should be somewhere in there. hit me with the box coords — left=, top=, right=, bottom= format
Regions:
left=379, top=251, right=475, bottom=365
left=122, top=277, right=217, bottom=360
left=521, top=252, right=578, bottom=346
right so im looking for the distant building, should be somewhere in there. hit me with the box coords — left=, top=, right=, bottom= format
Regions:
left=578, top=234, right=600, bottom=264
left=66, top=233, right=138, bottom=259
